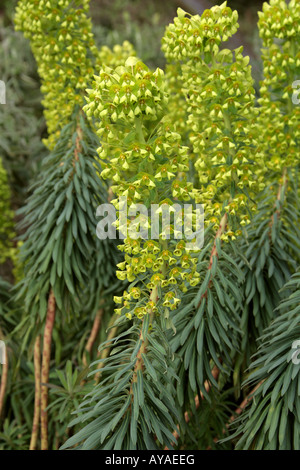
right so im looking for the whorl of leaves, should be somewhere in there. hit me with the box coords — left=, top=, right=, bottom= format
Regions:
left=170, top=226, right=243, bottom=406
left=15, top=113, right=119, bottom=327
left=61, top=315, right=180, bottom=450
left=233, top=173, right=300, bottom=384
left=229, top=271, right=300, bottom=450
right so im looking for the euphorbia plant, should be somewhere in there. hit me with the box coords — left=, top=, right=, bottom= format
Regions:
left=229, top=0, right=300, bottom=391
left=64, top=1, right=299, bottom=450
left=13, top=0, right=121, bottom=450
left=62, top=56, right=204, bottom=449
left=0, top=0, right=299, bottom=451
left=158, top=2, right=266, bottom=410
left=14, top=0, right=98, bottom=150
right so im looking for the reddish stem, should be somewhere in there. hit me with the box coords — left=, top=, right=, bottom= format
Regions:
left=83, top=308, right=104, bottom=367
left=207, top=380, right=265, bottom=449
left=0, top=347, right=8, bottom=419
left=41, top=291, right=56, bottom=450
left=269, top=167, right=288, bottom=235
left=164, top=365, right=220, bottom=449
left=197, top=212, right=228, bottom=309
left=30, top=335, right=41, bottom=450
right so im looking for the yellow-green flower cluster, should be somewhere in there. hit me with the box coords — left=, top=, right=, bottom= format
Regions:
left=97, top=41, right=137, bottom=69
left=84, top=58, right=201, bottom=319
left=164, top=64, right=189, bottom=138
left=258, top=0, right=300, bottom=45
left=15, top=0, right=97, bottom=149
left=257, top=0, right=300, bottom=174
left=0, top=158, right=16, bottom=264
left=162, top=4, right=265, bottom=238
left=113, top=238, right=200, bottom=319
left=189, top=46, right=265, bottom=234
left=161, top=3, right=239, bottom=62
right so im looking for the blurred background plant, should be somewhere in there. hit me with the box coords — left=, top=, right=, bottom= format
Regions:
left=0, top=4, right=46, bottom=203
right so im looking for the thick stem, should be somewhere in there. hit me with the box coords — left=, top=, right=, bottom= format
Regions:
left=0, top=347, right=8, bottom=419
left=30, top=335, right=41, bottom=450
left=41, top=291, right=56, bottom=451
left=197, top=212, right=228, bottom=310
left=208, top=212, right=228, bottom=270
left=83, top=308, right=104, bottom=367
left=74, top=124, right=83, bottom=162
left=94, top=314, right=118, bottom=384
left=269, top=167, right=288, bottom=233
left=131, top=286, right=158, bottom=388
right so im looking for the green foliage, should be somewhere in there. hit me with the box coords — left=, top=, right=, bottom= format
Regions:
left=0, top=158, right=15, bottom=264
left=0, top=22, right=46, bottom=198
left=16, top=114, right=118, bottom=326
left=46, top=361, right=91, bottom=443
left=0, top=419, right=30, bottom=450
left=170, top=229, right=243, bottom=403
left=232, top=173, right=300, bottom=387
left=228, top=271, right=300, bottom=449
left=177, top=388, right=234, bottom=450
left=62, top=315, right=179, bottom=450
left=90, top=0, right=176, bottom=70
left=0, top=278, right=17, bottom=336
left=0, top=0, right=299, bottom=451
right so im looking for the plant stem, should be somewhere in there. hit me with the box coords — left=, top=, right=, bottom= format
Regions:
left=74, top=122, right=83, bottom=162
left=131, top=286, right=158, bottom=385
left=207, top=379, right=265, bottom=449
left=208, top=212, right=228, bottom=270
left=269, top=167, right=288, bottom=234
left=94, top=314, right=118, bottom=384
left=0, top=347, right=8, bottom=419
left=197, top=212, right=228, bottom=309
left=41, top=290, right=56, bottom=451
left=134, top=117, right=146, bottom=144
left=30, top=335, right=41, bottom=450
left=83, top=307, right=104, bottom=367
